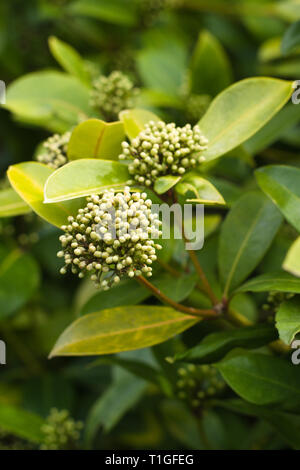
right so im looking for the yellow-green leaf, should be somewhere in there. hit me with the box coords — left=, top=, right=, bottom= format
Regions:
left=7, top=162, right=85, bottom=227
left=0, top=187, right=31, bottom=217
left=44, top=159, right=130, bottom=203
left=198, top=78, right=294, bottom=161
left=49, top=306, right=198, bottom=357
left=283, top=237, right=300, bottom=277
left=67, top=119, right=125, bottom=161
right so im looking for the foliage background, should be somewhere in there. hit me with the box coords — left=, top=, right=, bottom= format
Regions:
left=1, top=0, right=300, bottom=450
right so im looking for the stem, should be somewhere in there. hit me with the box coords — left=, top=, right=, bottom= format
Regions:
left=137, top=275, right=220, bottom=319
left=187, top=250, right=219, bottom=305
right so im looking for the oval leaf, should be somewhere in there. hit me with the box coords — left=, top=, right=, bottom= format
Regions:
left=176, top=174, right=225, bottom=205
left=276, top=297, right=300, bottom=345
left=7, top=162, right=85, bottom=227
left=5, top=71, right=92, bottom=132
left=67, top=119, right=125, bottom=161
left=154, top=175, right=181, bottom=195
left=48, top=36, right=90, bottom=84
left=0, top=187, right=31, bottom=217
left=190, top=30, right=232, bottom=96
left=0, top=404, right=45, bottom=444
left=49, top=306, right=198, bottom=357
left=282, top=20, right=300, bottom=55
left=216, top=351, right=300, bottom=406
left=173, top=325, right=277, bottom=365
left=256, top=165, right=300, bottom=232
left=236, top=272, right=300, bottom=294
left=219, top=191, right=283, bottom=295
left=198, top=78, right=294, bottom=161
left=284, top=237, right=300, bottom=277
left=44, top=159, right=130, bottom=203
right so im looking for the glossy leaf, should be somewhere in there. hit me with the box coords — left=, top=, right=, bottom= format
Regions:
left=173, top=325, right=277, bottom=365
left=5, top=71, right=92, bottom=132
left=216, top=351, right=300, bottom=406
left=219, top=191, right=283, bottom=295
left=256, top=165, right=300, bottom=232
left=120, top=109, right=161, bottom=140
left=0, top=404, right=44, bottom=444
left=7, top=162, right=85, bottom=227
left=48, top=36, right=90, bottom=84
left=236, top=272, right=300, bottom=294
left=245, top=103, right=300, bottom=155
left=154, top=175, right=181, bottom=195
left=190, top=30, right=232, bottom=96
left=284, top=237, right=300, bottom=277
left=44, top=159, right=130, bottom=203
left=0, top=187, right=31, bottom=217
left=49, top=306, right=198, bottom=357
left=176, top=174, right=225, bottom=205
left=198, top=78, right=294, bottom=161
left=0, top=248, right=40, bottom=319
left=67, top=119, right=125, bottom=161
left=276, top=297, right=300, bottom=345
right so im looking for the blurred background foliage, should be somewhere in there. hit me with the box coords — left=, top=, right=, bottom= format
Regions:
left=1, top=0, right=300, bottom=450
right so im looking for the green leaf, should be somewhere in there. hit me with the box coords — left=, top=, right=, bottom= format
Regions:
left=68, top=0, right=137, bottom=26
left=284, top=237, right=300, bottom=277
left=0, top=404, right=45, bottom=444
left=7, top=162, right=85, bottom=227
left=49, top=306, right=198, bottom=357
left=137, top=42, right=187, bottom=96
left=173, top=325, right=277, bottom=365
left=190, top=30, right=232, bottom=96
left=276, top=1, right=300, bottom=22
left=81, top=279, right=149, bottom=315
left=0, top=249, right=40, bottom=320
left=244, top=103, right=300, bottom=155
left=236, top=272, right=300, bottom=294
left=216, top=351, right=300, bottom=406
left=176, top=174, right=225, bottom=205
left=44, top=159, right=130, bottom=203
left=119, top=108, right=161, bottom=140
left=276, top=297, right=300, bottom=345
left=256, top=165, right=300, bottom=232
left=48, top=36, right=90, bottom=84
left=67, top=119, right=125, bottom=161
left=5, top=71, right=92, bottom=133
left=198, top=78, right=294, bottom=161
left=0, top=187, right=31, bottom=217
left=85, top=370, right=146, bottom=444
left=219, top=191, right=283, bottom=295
left=154, top=175, right=181, bottom=195
left=282, top=20, right=300, bottom=55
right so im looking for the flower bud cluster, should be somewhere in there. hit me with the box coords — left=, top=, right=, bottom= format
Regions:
left=90, top=71, right=139, bottom=121
left=58, top=187, right=162, bottom=289
left=119, top=121, right=208, bottom=187
left=36, top=131, right=70, bottom=169
left=40, top=408, right=83, bottom=451
left=176, top=364, right=226, bottom=409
